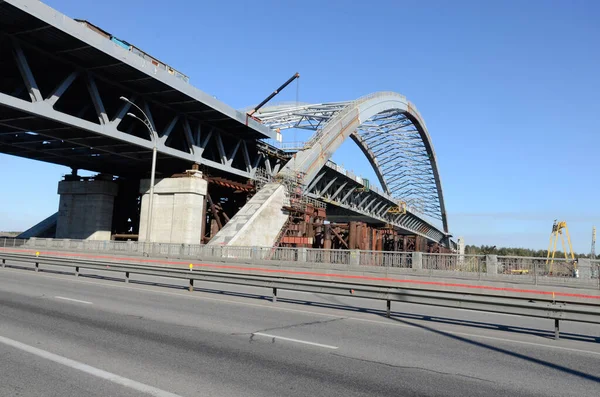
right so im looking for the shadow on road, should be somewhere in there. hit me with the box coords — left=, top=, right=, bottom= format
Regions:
left=8, top=263, right=600, bottom=345
left=380, top=314, right=600, bottom=384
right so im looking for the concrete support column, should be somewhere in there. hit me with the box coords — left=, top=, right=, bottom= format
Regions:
left=412, top=252, right=423, bottom=269
left=139, top=173, right=207, bottom=244
left=55, top=177, right=118, bottom=240
left=486, top=255, right=498, bottom=275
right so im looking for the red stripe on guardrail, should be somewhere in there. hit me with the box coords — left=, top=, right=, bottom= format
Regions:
left=2, top=247, right=600, bottom=300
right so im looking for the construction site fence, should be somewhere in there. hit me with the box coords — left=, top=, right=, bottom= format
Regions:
left=1, top=238, right=599, bottom=288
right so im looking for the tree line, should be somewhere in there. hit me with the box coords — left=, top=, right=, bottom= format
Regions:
left=464, top=244, right=595, bottom=258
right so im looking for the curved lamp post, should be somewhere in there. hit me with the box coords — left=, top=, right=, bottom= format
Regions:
left=120, top=96, right=158, bottom=243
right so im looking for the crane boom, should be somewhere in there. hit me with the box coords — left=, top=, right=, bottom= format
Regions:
left=247, top=73, right=300, bottom=117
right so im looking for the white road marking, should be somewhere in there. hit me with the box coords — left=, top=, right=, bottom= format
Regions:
left=54, top=296, right=93, bottom=305
left=5, top=268, right=600, bottom=357
left=253, top=332, right=338, bottom=349
left=0, top=334, right=183, bottom=397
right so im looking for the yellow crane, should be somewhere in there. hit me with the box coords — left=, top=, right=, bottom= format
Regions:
left=545, top=220, right=576, bottom=274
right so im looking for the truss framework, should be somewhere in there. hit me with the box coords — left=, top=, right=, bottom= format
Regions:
left=306, top=163, right=447, bottom=243
left=0, top=36, right=268, bottom=177
left=256, top=95, right=447, bottom=231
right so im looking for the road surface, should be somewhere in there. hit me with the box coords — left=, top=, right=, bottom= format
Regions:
left=0, top=263, right=599, bottom=396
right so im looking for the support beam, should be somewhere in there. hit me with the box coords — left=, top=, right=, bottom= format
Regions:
left=110, top=95, right=135, bottom=126
left=215, top=132, right=227, bottom=164
left=86, top=75, right=109, bottom=124
left=319, top=176, right=338, bottom=196
left=46, top=71, right=79, bottom=107
left=330, top=181, right=348, bottom=201
left=182, top=118, right=195, bottom=154
left=305, top=172, right=325, bottom=194
left=12, top=40, right=43, bottom=103
left=226, top=140, right=241, bottom=166
left=331, top=227, right=349, bottom=249
left=160, top=116, right=179, bottom=143
left=241, top=141, right=252, bottom=173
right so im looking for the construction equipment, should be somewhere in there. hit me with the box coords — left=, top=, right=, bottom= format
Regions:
left=545, top=220, right=576, bottom=274
left=247, top=72, right=300, bottom=119
left=591, top=226, right=596, bottom=259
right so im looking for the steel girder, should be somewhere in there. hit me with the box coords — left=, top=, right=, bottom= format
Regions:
left=307, top=162, right=447, bottom=243
left=256, top=92, right=449, bottom=234
left=0, top=0, right=271, bottom=178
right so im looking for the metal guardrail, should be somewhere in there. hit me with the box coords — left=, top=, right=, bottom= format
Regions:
left=1, top=238, right=598, bottom=289
left=1, top=251, right=599, bottom=340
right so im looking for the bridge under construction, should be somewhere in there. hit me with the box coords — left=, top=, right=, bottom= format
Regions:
left=0, top=0, right=453, bottom=252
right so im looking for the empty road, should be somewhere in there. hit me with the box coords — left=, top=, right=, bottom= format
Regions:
left=1, top=263, right=599, bottom=396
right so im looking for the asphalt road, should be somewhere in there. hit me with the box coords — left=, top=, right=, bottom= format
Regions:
left=1, top=264, right=599, bottom=396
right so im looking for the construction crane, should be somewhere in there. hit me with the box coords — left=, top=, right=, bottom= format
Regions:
left=591, top=226, right=596, bottom=259
left=545, top=220, right=576, bottom=274
left=247, top=72, right=300, bottom=120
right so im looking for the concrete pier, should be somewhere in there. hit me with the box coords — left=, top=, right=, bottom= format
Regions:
left=55, top=176, right=118, bottom=240
left=138, top=173, right=207, bottom=244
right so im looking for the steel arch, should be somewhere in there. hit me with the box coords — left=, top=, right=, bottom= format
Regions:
left=257, top=92, right=448, bottom=233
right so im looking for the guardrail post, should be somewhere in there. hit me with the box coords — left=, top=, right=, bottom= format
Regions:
left=486, top=255, right=498, bottom=276
left=189, top=279, right=194, bottom=292
left=125, top=272, right=130, bottom=283
left=386, top=300, right=391, bottom=318
left=554, top=319, right=560, bottom=340
left=272, top=287, right=277, bottom=303
left=75, top=266, right=79, bottom=277
left=412, top=252, right=422, bottom=270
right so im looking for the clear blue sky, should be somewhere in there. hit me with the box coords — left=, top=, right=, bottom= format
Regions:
left=1, top=0, right=599, bottom=252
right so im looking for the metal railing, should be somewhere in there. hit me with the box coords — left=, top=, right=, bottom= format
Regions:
left=1, top=237, right=598, bottom=288
left=1, top=251, right=599, bottom=340
left=497, top=256, right=574, bottom=277
left=359, top=250, right=412, bottom=268
left=422, top=253, right=485, bottom=275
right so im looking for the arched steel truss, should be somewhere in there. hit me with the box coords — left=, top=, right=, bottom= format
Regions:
left=256, top=92, right=448, bottom=233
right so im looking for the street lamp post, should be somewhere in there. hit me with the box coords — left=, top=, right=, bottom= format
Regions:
left=120, top=96, right=158, bottom=244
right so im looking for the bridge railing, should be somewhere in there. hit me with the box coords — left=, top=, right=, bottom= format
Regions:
left=422, top=253, right=485, bottom=277
left=1, top=237, right=598, bottom=288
